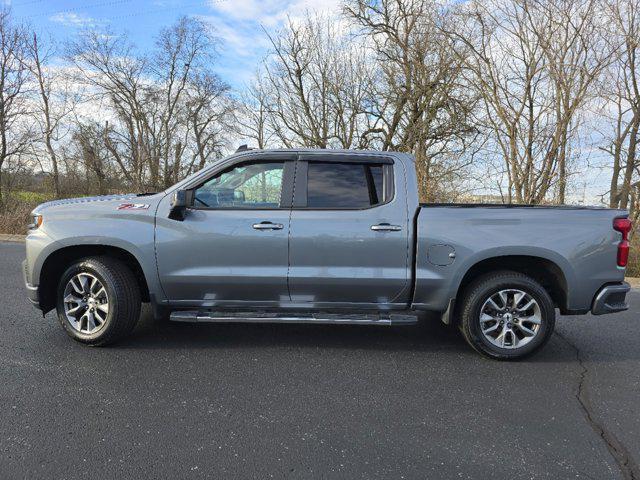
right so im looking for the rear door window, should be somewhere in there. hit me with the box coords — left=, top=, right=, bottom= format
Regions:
left=306, top=162, right=387, bottom=208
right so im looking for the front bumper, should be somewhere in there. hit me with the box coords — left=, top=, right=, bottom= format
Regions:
left=591, top=282, right=630, bottom=315
left=22, top=259, right=40, bottom=307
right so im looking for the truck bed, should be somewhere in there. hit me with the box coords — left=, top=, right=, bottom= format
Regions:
left=412, top=204, right=627, bottom=314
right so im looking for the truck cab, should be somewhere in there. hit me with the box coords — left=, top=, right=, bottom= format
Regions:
left=155, top=149, right=412, bottom=310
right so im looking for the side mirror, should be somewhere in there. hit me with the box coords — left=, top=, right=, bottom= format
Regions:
left=168, top=190, right=193, bottom=221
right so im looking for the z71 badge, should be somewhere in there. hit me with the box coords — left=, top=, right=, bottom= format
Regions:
left=117, top=203, right=150, bottom=210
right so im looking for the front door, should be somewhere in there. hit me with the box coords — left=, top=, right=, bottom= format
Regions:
left=287, top=155, right=410, bottom=308
left=155, top=158, right=295, bottom=308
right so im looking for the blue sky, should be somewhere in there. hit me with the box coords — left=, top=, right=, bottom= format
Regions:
left=5, top=1, right=612, bottom=203
left=8, top=0, right=341, bottom=89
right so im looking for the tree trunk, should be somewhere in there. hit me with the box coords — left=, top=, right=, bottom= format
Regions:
left=620, top=120, right=640, bottom=210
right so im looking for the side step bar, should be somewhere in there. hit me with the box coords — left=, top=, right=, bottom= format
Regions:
left=169, top=310, right=418, bottom=326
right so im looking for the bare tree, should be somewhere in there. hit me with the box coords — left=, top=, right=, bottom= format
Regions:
left=68, top=17, right=234, bottom=191
left=68, top=28, right=151, bottom=189
left=152, top=17, right=217, bottom=186
left=259, top=14, right=373, bottom=149
left=451, top=0, right=611, bottom=204
left=25, top=32, right=78, bottom=198
left=530, top=0, right=613, bottom=203
left=185, top=72, right=234, bottom=173
left=239, top=78, right=273, bottom=149
left=345, top=0, right=478, bottom=201
left=600, top=0, right=640, bottom=225
left=72, top=123, right=112, bottom=195
left=0, top=9, right=30, bottom=205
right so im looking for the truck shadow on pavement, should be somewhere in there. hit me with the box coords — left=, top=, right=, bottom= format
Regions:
left=116, top=308, right=472, bottom=354
left=110, top=307, right=583, bottom=363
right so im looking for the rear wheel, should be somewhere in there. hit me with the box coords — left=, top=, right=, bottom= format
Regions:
left=56, top=256, right=141, bottom=346
left=458, top=271, right=555, bottom=360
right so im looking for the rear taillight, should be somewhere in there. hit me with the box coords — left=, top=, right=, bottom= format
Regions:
left=613, top=217, right=632, bottom=267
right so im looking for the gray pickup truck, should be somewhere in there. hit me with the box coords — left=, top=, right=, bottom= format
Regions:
left=23, top=149, right=631, bottom=359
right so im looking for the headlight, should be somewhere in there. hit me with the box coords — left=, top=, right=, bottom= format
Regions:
left=28, top=213, right=43, bottom=230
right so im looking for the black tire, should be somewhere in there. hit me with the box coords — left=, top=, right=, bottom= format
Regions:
left=55, top=256, right=141, bottom=346
left=457, top=271, right=555, bottom=360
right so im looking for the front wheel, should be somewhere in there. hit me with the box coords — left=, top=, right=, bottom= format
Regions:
left=56, top=256, right=141, bottom=346
left=458, top=271, right=555, bottom=360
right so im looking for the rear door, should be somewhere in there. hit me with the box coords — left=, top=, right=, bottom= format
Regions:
left=155, top=154, right=295, bottom=307
left=287, top=153, right=411, bottom=308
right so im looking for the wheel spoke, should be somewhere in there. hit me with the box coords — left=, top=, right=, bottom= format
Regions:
left=79, top=311, right=89, bottom=332
left=94, top=307, right=106, bottom=323
left=97, top=303, right=109, bottom=315
left=520, top=314, right=541, bottom=325
left=90, top=276, right=98, bottom=293
left=70, top=277, right=83, bottom=294
left=482, top=322, right=500, bottom=334
left=517, top=299, right=536, bottom=312
left=480, top=313, right=495, bottom=323
left=486, top=297, right=502, bottom=312
left=66, top=304, right=84, bottom=316
left=495, top=324, right=508, bottom=347
left=64, top=293, right=81, bottom=304
left=515, top=323, right=536, bottom=337
left=497, top=291, right=509, bottom=309
left=78, top=275, right=89, bottom=294
left=86, top=312, right=97, bottom=331
left=513, top=291, right=526, bottom=309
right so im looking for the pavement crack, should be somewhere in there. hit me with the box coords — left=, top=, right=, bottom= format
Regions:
left=556, top=331, right=640, bottom=480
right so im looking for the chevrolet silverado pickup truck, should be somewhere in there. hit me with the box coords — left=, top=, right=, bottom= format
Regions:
left=23, top=149, right=632, bottom=359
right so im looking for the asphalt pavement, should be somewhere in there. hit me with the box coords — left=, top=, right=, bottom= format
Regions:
left=1, top=241, right=639, bottom=479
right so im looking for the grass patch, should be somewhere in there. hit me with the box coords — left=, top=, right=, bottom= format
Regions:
left=9, top=191, right=54, bottom=203
left=626, top=244, right=640, bottom=278
left=0, top=191, right=53, bottom=234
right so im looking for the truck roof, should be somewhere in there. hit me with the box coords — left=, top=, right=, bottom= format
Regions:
left=231, top=148, right=412, bottom=159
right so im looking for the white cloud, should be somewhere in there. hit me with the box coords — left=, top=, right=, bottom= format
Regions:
left=207, top=0, right=342, bottom=27
left=49, top=12, right=100, bottom=28
left=201, top=15, right=271, bottom=58
left=202, top=0, right=343, bottom=87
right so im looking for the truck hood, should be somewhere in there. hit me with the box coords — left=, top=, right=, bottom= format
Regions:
left=34, top=193, right=164, bottom=215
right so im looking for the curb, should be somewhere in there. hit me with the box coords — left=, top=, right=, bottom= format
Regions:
left=0, top=234, right=25, bottom=243
left=626, top=277, right=640, bottom=289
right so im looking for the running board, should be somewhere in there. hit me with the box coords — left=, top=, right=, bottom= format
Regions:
left=169, top=310, right=418, bottom=326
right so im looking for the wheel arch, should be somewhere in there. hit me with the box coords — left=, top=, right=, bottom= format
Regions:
left=455, top=254, right=570, bottom=313
left=38, top=244, right=151, bottom=313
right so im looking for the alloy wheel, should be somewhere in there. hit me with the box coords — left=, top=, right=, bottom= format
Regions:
left=479, top=289, right=542, bottom=349
left=63, top=273, right=110, bottom=334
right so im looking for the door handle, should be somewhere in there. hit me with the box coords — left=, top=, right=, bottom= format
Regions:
left=252, top=222, right=284, bottom=230
left=371, top=223, right=402, bottom=232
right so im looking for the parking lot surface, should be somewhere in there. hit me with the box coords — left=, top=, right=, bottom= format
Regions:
left=1, top=241, right=638, bottom=479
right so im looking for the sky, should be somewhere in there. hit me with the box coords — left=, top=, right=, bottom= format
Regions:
left=8, top=0, right=342, bottom=88
left=4, top=0, right=614, bottom=204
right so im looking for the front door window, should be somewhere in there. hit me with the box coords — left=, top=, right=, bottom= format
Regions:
left=194, top=162, right=284, bottom=209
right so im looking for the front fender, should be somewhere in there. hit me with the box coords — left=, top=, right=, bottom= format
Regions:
left=28, top=210, right=164, bottom=304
